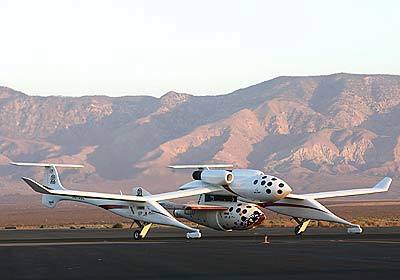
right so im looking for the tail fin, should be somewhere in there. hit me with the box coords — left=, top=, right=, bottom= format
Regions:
left=10, top=162, right=83, bottom=190
left=43, top=165, right=65, bottom=190
left=12, top=162, right=83, bottom=208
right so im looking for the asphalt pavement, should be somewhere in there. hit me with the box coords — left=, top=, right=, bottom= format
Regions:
left=0, top=227, right=399, bottom=280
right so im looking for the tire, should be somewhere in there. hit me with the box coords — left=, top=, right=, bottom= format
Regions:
left=133, top=230, right=141, bottom=240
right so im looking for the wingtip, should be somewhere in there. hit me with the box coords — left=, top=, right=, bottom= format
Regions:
left=383, top=177, right=392, bottom=184
left=375, top=177, right=392, bottom=191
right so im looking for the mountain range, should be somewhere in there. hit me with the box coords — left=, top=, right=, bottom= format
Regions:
left=1, top=73, right=400, bottom=198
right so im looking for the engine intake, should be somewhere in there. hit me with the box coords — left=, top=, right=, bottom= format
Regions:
left=192, top=170, right=234, bottom=185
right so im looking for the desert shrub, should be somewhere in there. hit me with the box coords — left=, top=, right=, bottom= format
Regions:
left=112, top=223, right=123, bottom=229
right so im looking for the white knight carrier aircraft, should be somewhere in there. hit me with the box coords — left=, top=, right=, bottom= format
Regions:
left=168, top=164, right=392, bottom=235
left=12, top=162, right=392, bottom=239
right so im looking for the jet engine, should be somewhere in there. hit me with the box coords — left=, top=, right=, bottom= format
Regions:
left=192, top=169, right=234, bottom=185
left=174, top=202, right=265, bottom=231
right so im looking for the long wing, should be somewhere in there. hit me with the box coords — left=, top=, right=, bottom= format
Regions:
left=289, top=177, right=392, bottom=200
left=168, top=164, right=233, bottom=170
left=11, top=162, right=84, bottom=168
left=149, top=186, right=221, bottom=201
left=263, top=196, right=358, bottom=227
left=22, top=177, right=220, bottom=202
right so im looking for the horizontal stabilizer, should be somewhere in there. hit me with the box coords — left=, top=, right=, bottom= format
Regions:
left=169, top=164, right=234, bottom=170
left=11, top=162, right=83, bottom=168
left=293, top=177, right=392, bottom=200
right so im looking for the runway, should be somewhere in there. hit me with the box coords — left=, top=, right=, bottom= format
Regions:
left=0, top=227, right=399, bottom=280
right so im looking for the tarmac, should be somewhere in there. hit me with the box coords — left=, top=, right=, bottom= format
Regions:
left=0, top=227, right=399, bottom=280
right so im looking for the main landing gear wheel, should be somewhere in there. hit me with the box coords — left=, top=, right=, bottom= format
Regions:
left=132, top=220, right=153, bottom=240
left=186, top=230, right=202, bottom=239
left=133, top=230, right=141, bottom=240
left=293, top=218, right=311, bottom=236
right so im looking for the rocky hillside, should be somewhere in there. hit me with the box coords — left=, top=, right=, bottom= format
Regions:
left=1, top=73, right=400, bottom=197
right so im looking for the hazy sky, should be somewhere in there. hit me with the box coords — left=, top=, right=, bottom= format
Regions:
left=1, top=0, right=399, bottom=97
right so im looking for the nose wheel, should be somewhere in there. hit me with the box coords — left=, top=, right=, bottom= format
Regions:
left=293, top=218, right=310, bottom=236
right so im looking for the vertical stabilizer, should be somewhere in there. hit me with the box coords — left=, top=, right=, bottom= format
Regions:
left=43, top=165, right=65, bottom=190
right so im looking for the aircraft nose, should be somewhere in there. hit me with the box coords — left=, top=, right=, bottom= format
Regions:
left=257, top=175, right=292, bottom=202
left=276, top=181, right=292, bottom=197
left=285, top=185, right=292, bottom=195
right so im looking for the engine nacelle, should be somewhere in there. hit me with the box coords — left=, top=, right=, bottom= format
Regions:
left=192, top=170, right=234, bottom=185
left=174, top=202, right=265, bottom=231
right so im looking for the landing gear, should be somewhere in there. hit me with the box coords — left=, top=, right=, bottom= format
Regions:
left=133, top=230, right=141, bottom=240
left=186, top=230, right=202, bottom=239
left=132, top=220, right=152, bottom=240
left=347, top=225, right=363, bottom=234
left=294, top=225, right=302, bottom=236
left=293, top=218, right=310, bottom=236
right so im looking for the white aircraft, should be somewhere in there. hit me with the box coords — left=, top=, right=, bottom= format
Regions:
left=166, top=164, right=392, bottom=235
left=11, top=162, right=221, bottom=239
left=12, top=162, right=392, bottom=239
